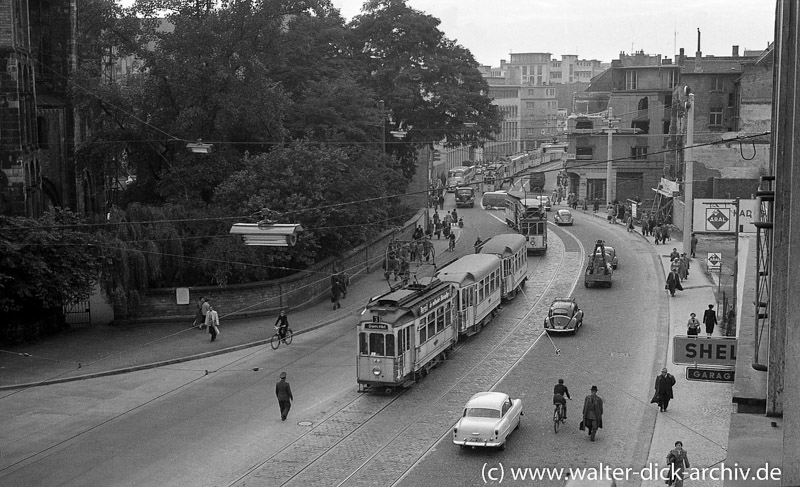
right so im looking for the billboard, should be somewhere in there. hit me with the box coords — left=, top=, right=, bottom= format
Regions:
left=692, top=199, right=758, bottom=234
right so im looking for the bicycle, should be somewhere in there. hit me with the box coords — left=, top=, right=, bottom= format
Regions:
left=271, top=326, right=294, bottom=350
left=553, top=403, right=566, bottom=433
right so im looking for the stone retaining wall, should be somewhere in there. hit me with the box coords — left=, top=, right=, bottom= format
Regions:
left=120, top=211, right=425, bottom=324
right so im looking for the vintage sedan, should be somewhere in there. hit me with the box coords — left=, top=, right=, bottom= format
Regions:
left=543, top=297, right=584, bottom=334
left=453, top=392, right=523, bottom=449
left=554, top=209, right=574, bottom=226
left=590, top=246, right=618, bottom=269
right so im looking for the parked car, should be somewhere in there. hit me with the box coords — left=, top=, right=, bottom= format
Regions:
left=554, top=209, right=573, bottom=226
left=543, top=297, right=584, bottom=334
left=590, top=246, right=618, bottom=269
left=453, top=391, right=523, bottom=450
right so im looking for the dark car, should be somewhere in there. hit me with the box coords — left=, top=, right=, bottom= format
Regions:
left=554, top=209, right=573, bottom=226
left=544, top=297, right=584, bottom=334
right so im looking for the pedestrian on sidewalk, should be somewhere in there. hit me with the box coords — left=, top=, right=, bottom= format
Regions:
left=275, top=372, right=293, bottom=421
left=593, top=199, right=600, bottom=213
left=434, top=220, right=442, bottom=240
left=626, top=214, right=634, bottom=232
left=192, top=296, right=207, bottom=329
left=703, top=304, right=718, bottom=337
left=690, top=233, right=698, bottom=258
left=606, top=203, right=615, bottom=224
left=666, top=441, right=691, bottom=487
left=581, top=385, right=603, bottom=441
left=654, top=367, right=676, bottom=412
left=205, top=304, right=220, bottom=342
left=678, top=254, right=689, bottom=281
left=452, top=208, right=458, bottom=223
left=666, top=269, right=683, bottom=297
left=331, top=279, right=343, bottom=310
left=670, top=248, right=681, bottom=261
left=653, top=224, right=663, bottom=245
left=686, top=313, right=701, bottom=336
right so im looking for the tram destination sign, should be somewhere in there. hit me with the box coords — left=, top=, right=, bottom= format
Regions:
left=686, top=367, right=735, bottom=383
left=672, top=336, right=738, bottom=367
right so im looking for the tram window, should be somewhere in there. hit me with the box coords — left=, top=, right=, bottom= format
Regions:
left=405, top=327, right=411, bottom=351
left=427, top=315, right=435, bottom=338
left=436, top=308, right=445, bottom=332
left=445, top=303, right=452, bottom=327
left=420, top=325, right=427, bottom=343
left=369, top=333, right=385, bottom=356
left=386, top=334, right=395, bottom=356
left=359, top=332, right=369, bottom=355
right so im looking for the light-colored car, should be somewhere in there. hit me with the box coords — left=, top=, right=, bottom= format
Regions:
left=544, top=297, right=584, bottom=334
left=590, top=246, right=618, bottom=269
left=453, top=392, right=523, bottom=449
left=554, top=209, right=573, bottom=226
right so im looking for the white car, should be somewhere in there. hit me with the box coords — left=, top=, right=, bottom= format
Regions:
left=453, top=392, right=523, bottom=449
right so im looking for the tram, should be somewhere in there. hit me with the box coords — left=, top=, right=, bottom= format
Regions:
left=520, top=203, right=548, bottom=254
left=434, top=254, right=503, bottom=336
left=357, top=280, right=458, bottom=392
left=479, top=234, right=528, bottom=300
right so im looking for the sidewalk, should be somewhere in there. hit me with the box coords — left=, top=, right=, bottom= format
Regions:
left=0, top=227, right=464, bottom=390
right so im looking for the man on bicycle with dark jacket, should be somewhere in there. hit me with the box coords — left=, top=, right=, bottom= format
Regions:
left=553, top=378, right=571, bottom=418
left=275, top=310, right=290, bottom=341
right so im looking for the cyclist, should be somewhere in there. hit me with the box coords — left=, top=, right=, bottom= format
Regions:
left=274, top=310, right=290, bottom=342
left=553, top=378, right=571, bottom=419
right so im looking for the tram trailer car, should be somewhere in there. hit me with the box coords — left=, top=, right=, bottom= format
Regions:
left=435, top=254, right=503, bottom=336
left=479, top=234, right=528, bottom=300
left=357, top=280, right=458, bottom=392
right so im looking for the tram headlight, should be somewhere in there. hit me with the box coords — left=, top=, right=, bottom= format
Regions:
left=372, top=367, right=381, bottom=377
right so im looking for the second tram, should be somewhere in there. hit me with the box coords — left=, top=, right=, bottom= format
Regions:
left=479, top=233, right=528, bottom=300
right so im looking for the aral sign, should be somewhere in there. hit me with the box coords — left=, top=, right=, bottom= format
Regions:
left=692, top=199, right=758, bottom=234
left=673, top=336, right=738, bottom=367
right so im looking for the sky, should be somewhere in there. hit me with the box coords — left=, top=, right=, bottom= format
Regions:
left=331, top=0, right=775, bottom=66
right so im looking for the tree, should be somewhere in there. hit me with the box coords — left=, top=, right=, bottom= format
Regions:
left=0, top=209, right=110, bottom=340
left=214, top=141, right=407, bottom=268
left=347, top=0, right=502, bottom=177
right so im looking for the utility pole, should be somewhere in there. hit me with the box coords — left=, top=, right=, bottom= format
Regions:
left=603, top=107, right=620, bottom=205
left=682, top=91, right=695, bottom=256
left=379, top=100, right=386, bottom=154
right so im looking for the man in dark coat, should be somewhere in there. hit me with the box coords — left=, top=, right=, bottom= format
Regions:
left=582, top=385, right=604, bottom=441
left=666, top=270, right=683, bottom=297
left=275, top=371, right=293, bottom=421
left=655, top=367, right=676, bottom=412
left=703, top=304, right=718, bottom=337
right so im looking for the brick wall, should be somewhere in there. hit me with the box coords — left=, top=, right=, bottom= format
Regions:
left=121, top=211, right=426, bottom=324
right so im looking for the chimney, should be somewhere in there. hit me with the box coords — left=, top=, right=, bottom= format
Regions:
left=695, top=28, right=702, bottom=72
left=732, top=45, right=739, bottom=57
left=679, top=48, right=685, bottom=66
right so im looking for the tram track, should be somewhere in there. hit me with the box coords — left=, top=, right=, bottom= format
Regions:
left=228, top=230, right=581, bottom=487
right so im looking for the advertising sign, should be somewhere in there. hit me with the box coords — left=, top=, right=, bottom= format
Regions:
left=692, top=199, right=758, bottom=234
left=672, top=336, right=738, bottom=367
left=686, top=367, right=735, bottom=383
left=707, top=253, right=722, bottom=271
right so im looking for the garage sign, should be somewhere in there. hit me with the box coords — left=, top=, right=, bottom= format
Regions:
left=672, top=336, right=738, bottom=367
left=686, top=367, right=735, bottom=383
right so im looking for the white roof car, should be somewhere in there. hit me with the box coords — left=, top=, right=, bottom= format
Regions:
left=453, top=391, right=523, bottom=449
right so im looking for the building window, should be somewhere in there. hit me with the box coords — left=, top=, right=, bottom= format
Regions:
left=710, top=107, right=723, bottom=126
left=728, top=93, right=735, bottom=107
left=637, top=97, right=648, bottom=110
left=631, top=120, right=650, bottom=134
left=537, top=65, right=543, bottom=75
left=667, top=70, right=678, bottom=89
left=663, top=121, right=671, bottom=134
left=713, top=77, right=724, bottom=91
left=576, top=147, right=593, bottom=160
left=664, top=93, right=673, bottom=109
left=625, top=70, right=638, bottom=90
left=630, top=147, right=648, bottom=160
left=526, top=101, right=535, bottom=109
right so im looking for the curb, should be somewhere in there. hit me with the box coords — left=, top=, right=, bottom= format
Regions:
left=0, top=312, right=346, bottom=391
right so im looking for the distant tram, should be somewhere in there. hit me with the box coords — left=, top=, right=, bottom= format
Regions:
left=505, top=193, right=548, bottom=254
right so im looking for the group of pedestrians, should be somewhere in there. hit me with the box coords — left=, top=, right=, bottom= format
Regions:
left=686, top=304, right=718, bottom=337
left=192, top=296, right=220, bottom=341
left=331, top=271, right=349, bottom=310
